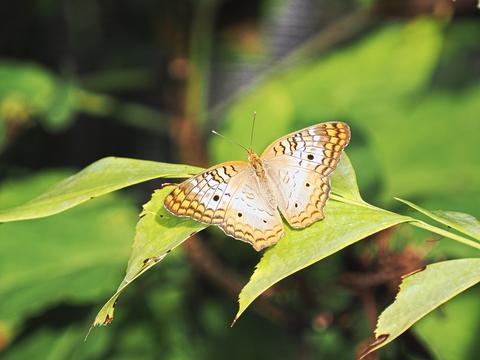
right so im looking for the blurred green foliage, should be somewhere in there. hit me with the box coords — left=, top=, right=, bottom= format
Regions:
left=210, top=16, right=480, bottom=359
left=1, top=0, right=480, bottom=359
left=0, top=172, right=137, bottom=342
left=211, top=19, right=480, bottom=207
left=0, top=61, right=75, bottom=131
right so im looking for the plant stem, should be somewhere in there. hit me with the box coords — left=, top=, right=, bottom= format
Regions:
left=330, top=193, right=378, bottom=211
left=410, top=220, right=480, bottom=251
left=74, top=89, right=169, bottom=133
left=186, top=0, right=219, bottom=128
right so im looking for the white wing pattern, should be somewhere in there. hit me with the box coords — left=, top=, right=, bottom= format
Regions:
left=262, top=122, right=350, bottom=228
left=164, top=161, right=284, bottom=251
left=165, top=122, right=350, bottom=251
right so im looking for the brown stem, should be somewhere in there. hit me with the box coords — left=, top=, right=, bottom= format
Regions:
left=165, top=5, right=291, bottom=326
left=183, top=231, right=289, bottom=325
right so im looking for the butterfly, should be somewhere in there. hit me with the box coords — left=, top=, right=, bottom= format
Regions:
left=164, top=122, right=350, bottom=251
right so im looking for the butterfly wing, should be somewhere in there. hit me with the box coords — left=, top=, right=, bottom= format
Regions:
left=164, top=161, right=284, bottom=251
left=261, top=122, right=350, bottom=228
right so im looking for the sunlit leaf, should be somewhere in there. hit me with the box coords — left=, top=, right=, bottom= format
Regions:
left=0, top=157, right=202, bottom=222
left=236, top=202, right=409, bottom=322
left=360, top=258, right=480, bottom=359
left=396, top=198, right=480, bottom=241
left=235, top=154, right=410, bottom=321
left=92, top=186, right=206, bottom=327
left=330, top=154, right=363, bottom=202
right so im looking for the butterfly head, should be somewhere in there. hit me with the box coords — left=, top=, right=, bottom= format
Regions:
left=247, top=150, right=265, bottom=178
left=247, top=149, right=259, bottom=162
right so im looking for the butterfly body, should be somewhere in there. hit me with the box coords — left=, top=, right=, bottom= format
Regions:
left=165, top=122, right=350, bottom=251
left=247, top=151, right=277, bottom=208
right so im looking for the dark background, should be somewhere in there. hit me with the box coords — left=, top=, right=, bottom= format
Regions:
left=1, top=0, right=479, bottom=359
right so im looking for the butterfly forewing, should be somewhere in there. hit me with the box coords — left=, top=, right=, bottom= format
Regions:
left=261, top=122, right=350, bottom=228
left=164, top=162, right=247, bottom=222
left=164, top=161, right=284, bottom=251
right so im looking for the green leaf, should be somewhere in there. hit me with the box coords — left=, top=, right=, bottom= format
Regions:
left=0, top=157, right=202, bottom=222
left=236, top=202, right=409, bottom=322
left=330, top=154, right=363, bottom=202
left=0, top=60, right=75, bottom=129
left=0, top=171, right=137, bottom=341
left=396, top=197, right=480, bottom=241
left=235, top=155, right=410, bottom=322
left=360, top=258, right=480, bottom=359
left=92, top=186, right=206, bottom=327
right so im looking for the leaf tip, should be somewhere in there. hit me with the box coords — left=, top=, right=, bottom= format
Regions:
left=84, top=325, right=94, bottom=342
left=231, top=306, right=245, bottom=327
left=400, top=266, right=426, bottom=279
left=230, top=315, right=239, bottom=328
left=357, top=334, right=389, bottom=360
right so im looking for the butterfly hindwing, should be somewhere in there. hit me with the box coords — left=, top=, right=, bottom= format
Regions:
left=266, top=163, right=331, bottom=228
left=262, top=122, right=350, bottom=228
left=164, top=161, right=284, bottom=251
left=221, top=175, right=284, bottom=251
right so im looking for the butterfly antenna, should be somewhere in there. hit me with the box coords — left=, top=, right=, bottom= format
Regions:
left=249, top=111, right=256, bottom=151
left=211, top=130, right=249, bottom=153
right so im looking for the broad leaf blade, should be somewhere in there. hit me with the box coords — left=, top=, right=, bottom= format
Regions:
left=93, top=186, right=206, bottom=327
left=236, top=202, right=409, bottom=322
left=396, top=198, right=480, bottom=241
left=0, top=157, right=202, bottom=222
left=360, top=258, right=480, bottom=359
